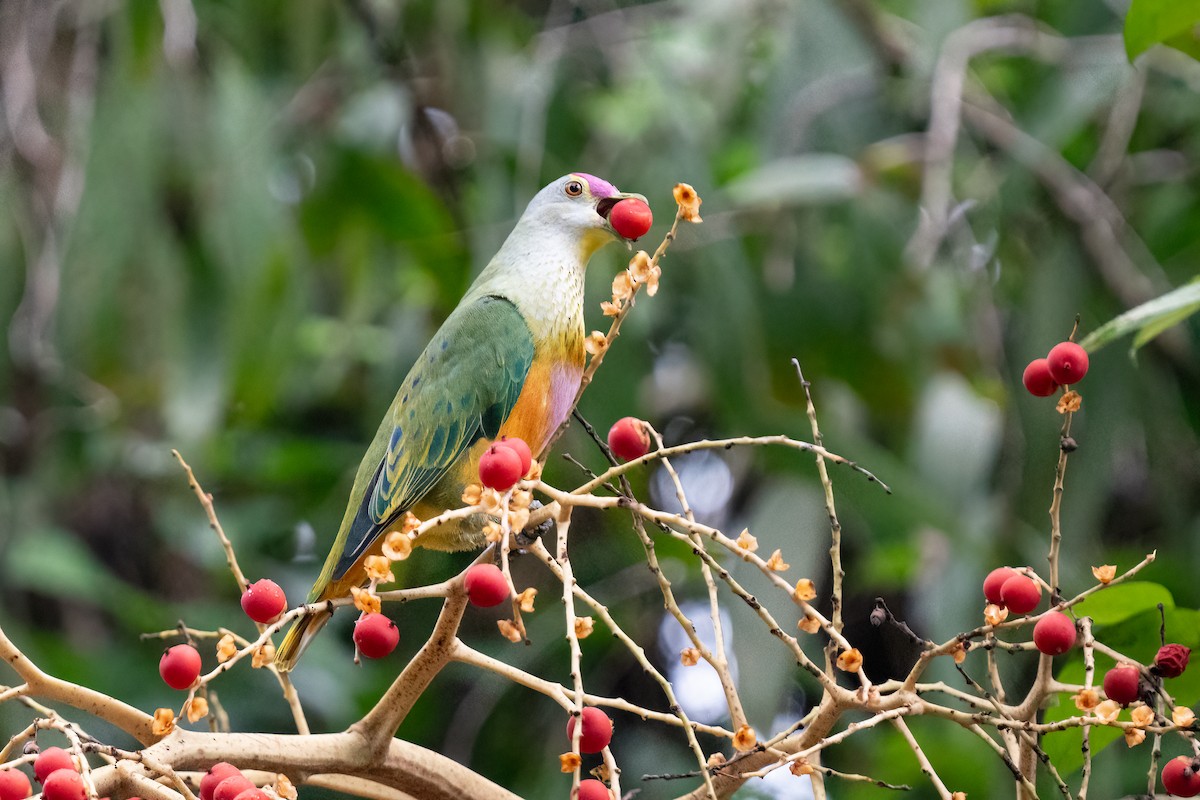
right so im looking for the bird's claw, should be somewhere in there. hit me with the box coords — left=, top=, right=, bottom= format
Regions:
left=515, top=500, right=555, bottom=547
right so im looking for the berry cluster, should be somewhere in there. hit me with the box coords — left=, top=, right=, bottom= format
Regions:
left=199, top=762, right=269, bottom=800
left=1022, top=341, right=1089, bottom=397
left=478, top=436, right=533, bottom=491
left=981, top=568, right=1076, bottom=655
left=566, top=708, right=615, bottom=797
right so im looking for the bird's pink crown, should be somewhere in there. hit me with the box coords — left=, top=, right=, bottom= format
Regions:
left=573, top=173, right=617, bottom=198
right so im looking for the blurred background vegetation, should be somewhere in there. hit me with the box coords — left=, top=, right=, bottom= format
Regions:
left=2, top=0, right=1198, bottom=797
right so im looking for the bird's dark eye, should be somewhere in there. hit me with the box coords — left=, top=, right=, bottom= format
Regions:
left=565, top=180, right=584, bottom=197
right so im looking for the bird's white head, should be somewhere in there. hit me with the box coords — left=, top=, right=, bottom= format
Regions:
left=518, top=173, right=648, bottom=259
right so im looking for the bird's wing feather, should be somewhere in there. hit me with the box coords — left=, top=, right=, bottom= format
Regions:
left=328, top=295, right=534, bottom=581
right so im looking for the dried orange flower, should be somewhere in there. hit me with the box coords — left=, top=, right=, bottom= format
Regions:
left=461, top=484, right=482, bottom=505
left=574, top=617, right=595, bottom=639
left=600, top=300, right=622, bottom=317
left=735, top=528, right=758, bottom=553
left=383, top=530, right=413, bottom=561
left=1072, top=688, right=1100, bottom=711
left=1173, top=707, right=1196, bottom=728
left=351, top=586, right=382, bottom=615
left=511, top=489, right=532, bottom=510
left=733, top=724, right=757, bottom=751
left=526, top=460, right=544, bottom=482
left=798, top=614, right=821, bottom=634
left=673, top=183, right=703, bottom=223
left=497, top=619, right=523, bottom=643
left=400, top=511, right=421, bottom=534
left=483, top=521, right=503, bottom=544
left=590, top=764, right=612, bottom=783
left=789, top=759, right=815, bottom=776
left=275, top=775, right=297, bottom=800
left=681, top=648, right=701, bottom=666
left=1093, top=699, right=1121, bottom=723
left=705, top=752, right=726, bottom=768
left=508, top=506, right=530, bottom=533
left=152, top=707, right=176, bottom=736
left=184, top=696, right=209, bottom=723
left=252, top=642, right=276, bottom=669
left=628, top=251, right=661, bottom=296
left=837, top=648, right=864, bottom=673
left=951, top=641, right=968, bottom=664
left=1091, top=564, right=1116, bottom=584
left=516, top=587, right=537, bottom=613
left=793, top=579, right=817, bottom=602
left=480, top=488, right=503, bottom=514
left=1124, top=728, right=1146, bottom=747
left=984, top=603, right=1009, bottom=626
left=611, top=271, right=634, bottom=302
left=1130, top=705, right=1155, bottom=728
left=364, top=555, right=395, bottom=584
left=216, top=633, right=237, bottom=663
left=559, top=752, right=582, bottom=772
left=951, top=794, right=967, bottom=800
left=584, top=331, right=608, bottom=356
left=765, top=549, right=790, bottom=572
left=1057, top=390, right=1082, bottom=414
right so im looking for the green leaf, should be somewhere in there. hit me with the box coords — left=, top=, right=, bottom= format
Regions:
left=1078, top=278, right=1200, bottom=355
left=1071, top=581, right=1174, bottom=626
left=1124, top=0, right=1200, bottom=61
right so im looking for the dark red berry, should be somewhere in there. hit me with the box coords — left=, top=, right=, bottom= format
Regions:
left=0, top=770, right=32, bottom=800
left=212, top=775, right=255, bottom=800
left=496, top=436, right=533, bottom=477
left=200, top=764, right=242, bottom=800
left=353, top=613, right=400, bottom=659
left=1046, top=342, right=1089, bottom=385
left=1156, top=644, right=1192, bottom=678
left=607, top=417, right=651, bottom=461
left=999, top=575, right=1041, bottom=615
left=479, top=444, right=523, bottom=491
left=566, top=707, right=613, bottom=754
left=608, top=198, right=653, bottom=240
left=464, top=564, right=510, bottom=608
left=982, top=567, right=1019, bottom=605
left=577, top=779, right=612, bottom=800
left=159, top=644, right=203, bottom=690
left=1163, top=756, right=1200, bottom=797
left=241, top=579, right=287, bottom=624
left=1032, top=612, right=1076, bottom=655
left=33, top=749, right=75, bottom=784
left=1102, top=664, right=1141, bottom=706
left=41, top=771, right=85, bottom=800
left=1022, top=359, right=1058, bottom=397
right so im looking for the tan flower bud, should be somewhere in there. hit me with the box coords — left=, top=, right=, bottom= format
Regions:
left=735, top=529, right=758, bottom=554
left=984, top=603, right=1009, bottom=626
left=1093, top=699, right=1121, bottom=723
left=951, top=642, right=968, bottom=664
left=483, top=521, right=504, bottom=543
left=152, top=707, right=176, bottom=736
left=275, top=775, right=298, bottom=800
left=511, top=489, right=533, bottom=510
left=382, top=530, right=413, bottom=561
left=1173, top=706, right=1196, bottom=728
left=351, top=586, right=382, bottom=615
left=612, top=271, right=634, bottom=302
left=765, top=549, right=790, bottom=572
left=252, top=642, right=276, bottom=669
left=584, top=331, right=608, bottom=356
left=1124, top=728, right=1146, bottom=747
left=793, top=579, right=817, bottom=602
left=497, top=619, right=523, bottom=643
left=574, top=617, right=595, bottom=639
left=789, top=759, right=815, bottom=776
left=1091, top=564, right=1116, bottom=584
left=1057, top=390, right=1082, bottom=414
left=184, top=696, right=209, bottom=723
left=837, top=648, right=864, bottom=673
left=461, top=484, right=482, bottom=505
left=733, top=724, right=757, bottom=751
left=798, top=614, right=821, bottom=634
left=364, top=555, right=395, bottom=584
left=216, top=633, right=237, bottom=664
left=517, top=587, right=537, bottom=613
left=1072, top=688, right=1100, bottom=711
left=600, top=300, right=622, bottom=317
left=673, top=183, right=703, bottom=223
left=508, top=506, right=530, bottom=533
left=559, top=752, right=582, bottom=772
left=1130, top=705, right=1155, bottom=728
left=480, top=488, right=503, bottom=514
left=680, top=648, right=701, bottom=666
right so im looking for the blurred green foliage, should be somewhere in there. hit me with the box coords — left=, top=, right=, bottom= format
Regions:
left=2, top=0, right=1199, bottom=798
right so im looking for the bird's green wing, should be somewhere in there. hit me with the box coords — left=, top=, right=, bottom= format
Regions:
left=327, top=295, right=534, bottom=582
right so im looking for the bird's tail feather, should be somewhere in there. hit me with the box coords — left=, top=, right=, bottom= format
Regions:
left=275, top=607, right=332, bottom=672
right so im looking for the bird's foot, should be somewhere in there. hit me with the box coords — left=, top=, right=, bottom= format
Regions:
left=515, top=500, right=555, bottom=547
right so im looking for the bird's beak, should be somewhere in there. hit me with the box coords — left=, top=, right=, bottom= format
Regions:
left=596, top=191, right=648, bottom=233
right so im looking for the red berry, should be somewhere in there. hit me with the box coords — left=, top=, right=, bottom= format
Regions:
left=496, top=436, right=533, bottom=477
left=982, top=567, right=1019, bottom=605
left=566, top=707, right=613, bottom=754
left=999, top=575, right=1041, bottom=615
left=479, top=444, right=523, bottom=491
left=33, top=749, right=76, bottom=784
left=232, top=790, right=272, bottom=800
left=1163, top=756, right=1200, bottom=797
left=241, top=579, right=287, bottom=624
left=200, top=764, right=242, bottom=800
left=1046, top=341, right=1089, bottom=385
left=608, top=198, right=653, bottom=240
left=159, top=644, right=203, bottom=690
left=1156, top=644, right=1192, bottom=678
left=1032, top=612, right=1076, bottom=655
left=464, top=564, right=510, bottom=608
left=1102, top=664, right=1141, bottom=706
left=577, top=779, right=612, bottom=800
left=607, top=417, right=651, bottom=462
left=41, top=771, right=85, bottom=800
left=353, top=613, right=400, bottom=659
left=1022, top=359, right=1058, bottom=397
left=0, top=770, right=32, bottom=800
left=213, top=775, right=255, bottom=800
